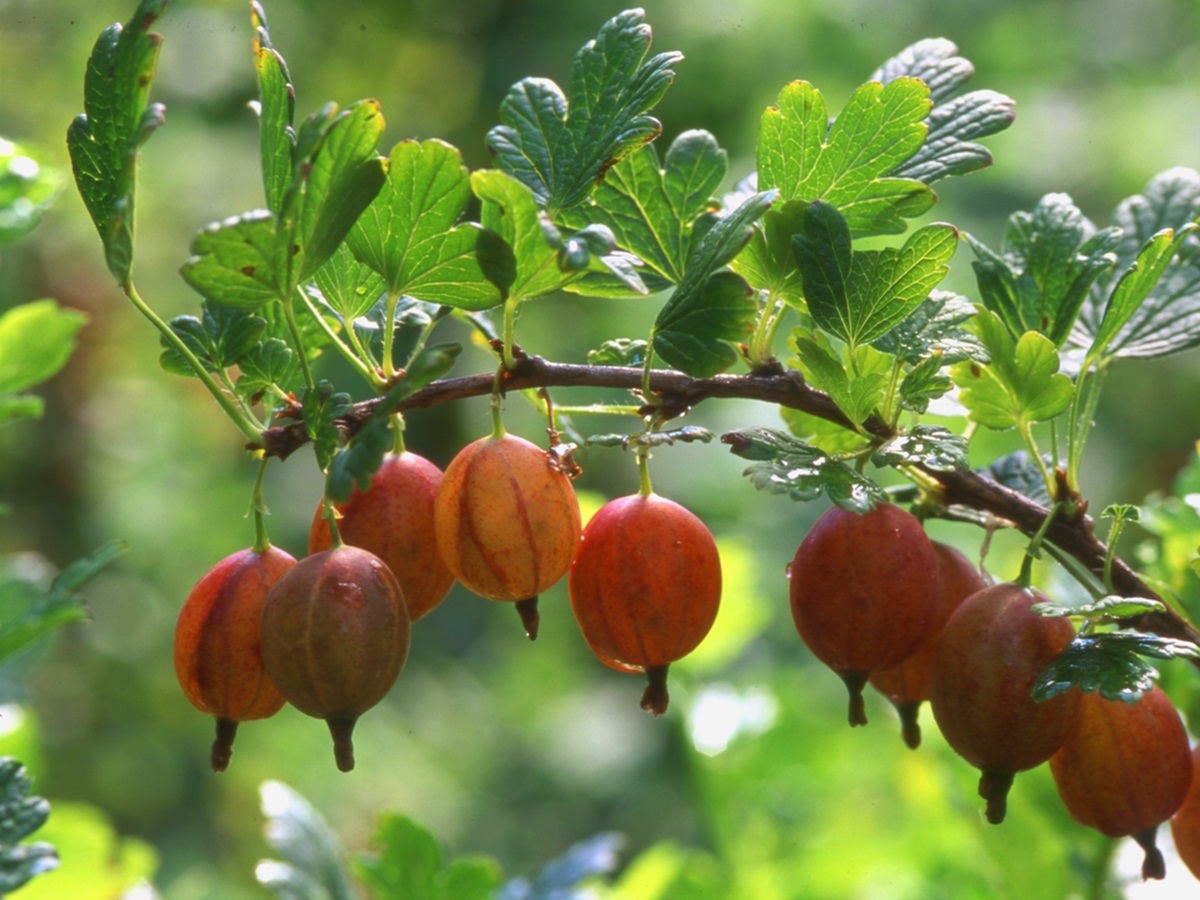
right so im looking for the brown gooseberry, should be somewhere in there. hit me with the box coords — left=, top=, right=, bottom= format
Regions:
left=174, top=545, right=296, bottom=772
left=868, top=541, right=986, bottom=748
left=1050, top=685, right=1192, bottom=880
left=309, top=451, right=454, bottom=622
left=569, top=492, right=721, bottom=715
left=788, top=502, right=939, bottom=727
left=1170, top=743, right=1200, bottom=881
left=434, top=432, right=581, bottom=639
left=927, top=582, right=1081, bottom=824
left=260, top=545, right=410, bottom=772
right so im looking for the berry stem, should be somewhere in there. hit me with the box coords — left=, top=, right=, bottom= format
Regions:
left=978, top=768, right=1015, bottom=824
left=840, top=671, right=870, bottom=727
left=211, top=718, right=238, bottom=772
left=515, top=597, right=540, bottom=641
left=1133, top=826, right=1166, bottom=880
left=327, top=717, right=358, bottom=772
left=640, top=665, right=671, bottom=716
left=893, top=699, right=923, bottom=749
left=250, top=456, right=272, bottom=554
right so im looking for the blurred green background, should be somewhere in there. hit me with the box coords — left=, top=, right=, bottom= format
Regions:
left=3, top=0, right=1200, bottom=897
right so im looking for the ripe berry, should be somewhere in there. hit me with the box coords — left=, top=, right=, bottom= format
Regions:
left=434, top=432, right=581, bottom=639
left=569, top=492, right=721, bottom=715
left=927, top=583, right=1080, bottom=824
left=1170, top=743, right=1200, bottom=881
left=174, top=546, right=296, bottom=772
left=788, top=502, right=939, bottom=726
left=260, top=545, right=410, bottom=771
left=309, top=451, right=454, bottom=622
left=868, top=541, right=986, bottom=749
left=1050, top=685, right=1192, bottom=880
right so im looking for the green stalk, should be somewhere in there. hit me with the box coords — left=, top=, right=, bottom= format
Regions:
left=490, top=364, right=508, bottom=439
left=501, top=294, right=520, bottom=371
left=1066, top=362, right=1108, bottom=495
left=1017, top=501, right=1063, bottom=588
left=297, top=288, right=384, bottom=389
left=122, top=281, right=264, bottom=444
left=250, top=456, right=272, bottom=554
left=381, top=290, right=400, bottom=379
left=1018, top=419, right=1056, bottom=501
left=636, top=443, right=654, bottom=497
left=281, top=294, right=316, bottom=391
left=747, top=289, right=781, bottom=367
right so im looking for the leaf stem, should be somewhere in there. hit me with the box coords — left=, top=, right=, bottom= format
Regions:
left=121, top=280, right=264, bottom=444
left=1018, top=419, right=1056, bottom=501
left=490, top=365, right=507, bottom=439
left=297, top=288, right=384, bottom=389
left=1018, top=501, right=1063, bottom=588
left=281, top=294, right=316, bottom=391
left=382, top=291, right=400, bottom=379
left=502, top=295, right=519, bottom=371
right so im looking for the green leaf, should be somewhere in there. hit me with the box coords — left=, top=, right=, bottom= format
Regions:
left=951, top=309, right=1073, bottom=430
left=721, top=427, right=885, bottom=513
left=0, top=541, right=125, bottom=665
left=1073, top=168, right=1200, bottom=359
left=0, top=300, right=88, bottom=396
left=250, top=2, right=295, bottom=216
left=301, top=382, right=352, bottom=472
left=872, top=290, right=984, bottom=364
left=587, top=338, right=648, bottom=367
left=355, top=813, right=501, bottom=900
left=0, top=396, right=44, bottom=428
left=557, top=130, right=728, bottom=296
left=1034, top=596, right=1165, bottom=621
left=0, top=758, right=57, bottom=894
left=731, top=199, right=810, bottom=306
left=159, top=301, right=267, bottom=376
left=67, top=0, right=168, bottom=282
left=1032, top=631, right=1200, bottom=704
left=258, top=781, right=354, bottom=900
left=791, top=337, right=886, bottom=426
left=348, top=139, right=500, bottom=310
left=472, top=169, right=575, bottom=300
left=310, top=243, right=386, bottom=323
left=485, top=9, right=682, bottom=212
left=0, top=138, right=62, bottom=243
left=501, top=832, right=624, bottom=899
left=872, top=38, right=1015, bottom=184
left=180, top=210, right=283, bottom=309
left=286, top=100, right=387, bottom=285
left=235, top=338, right=299, bottom=400
left=651, top=190, right=775, bottom=376
left=586, top=426, right=713, bottom=448
left=896, top=356, right=953, bottom=413
left=757, top=78, right=935, bottom=237
left=871, top=424, right=968, bottom=472
left=794, top=200, right=958, bottom=348
left=967, top=194, right=1120, bottom=347
left=1102, top=503, right=1141, bottom=524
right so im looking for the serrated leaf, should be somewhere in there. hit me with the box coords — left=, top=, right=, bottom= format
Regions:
left=791, top=336, right=886, bottom=426
left=0, top=758, right=57, bottom=893
left=0, top=540, right=125, bottom=664
left=326, top=416, right=393, bottom=505
left=485, top=9, right=681, bottom=212
left=732, top=199, right=810, bottom=305
left=651, top=190, right=775, bottom=376
left=348, top=139, right=500, bottom=311
left=258, top=781, right=354, bottom=900
left=721, top=427, right=885, bottom=513
left=159, top=301, right=267, bottom=377
left=1102, top=503, right=1141, bottom=524
left=967, top=194, right=1120, bottom=348
left=251, top=2, right=295, bottom=216
left=285, top=100, right=387, bottom=286
left=355, top=813, right=501, bottom=900
left=873, top=290, right=984, bottom=364
left=66, top=0, right=168, bottom=282
left=794, top=200, right=958, bottom=349
left=1073, top=168, right=1200, bottom=359
left=872, top=38, right=1015, bottom=184
left=1033, top=631, right=1200, bottom=704
left=301, top=382, right=352, bottom=471
left=0, top=300, right=88, bottom=396
left=309, top=243, right=386, bottom=323
left=872, top=424, right=968, bottom=471
left=951, top=309, right=1073, bottom=430
left=472, top=169, right=577, bottom=300
left=896, top=355, right=953, bottom=413
left=587, top=338, right=648, bottom=367
left=236, top=337, right=299, bottom=400
left=180, top=210, right=283, bottom=309
left=778, top=406, right=863, bottom=455
left=757, top=78, right=935, bottom=237
left=586, top=426, right=713, bottom=449
left=557, top=130, right=728, bottom=296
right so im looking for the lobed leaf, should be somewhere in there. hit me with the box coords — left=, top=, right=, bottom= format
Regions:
left=1073, top=168, right=1200, bottom=359
left=871, top=424, right=968, bottom=472
left=159, top=302, right=266, bottom=377
left=587, top=338, right=648, bottom=367
left=236, top=338, right=300, bottom=401
left=66, top=0, right=169, bottom=283
left=0, top=300, right=88, bottom=396
left=791, top=337, right=887, bottom=427
left=348, top=139, right=500, bottom=310
left=951, top=309, right=1072, bottom=430
left=258, top=781, right=354, bottom=900
left=757, top=78, right=934, bottom=237
left=966, top=193, right=1120, bottom=348
left=557, top=130, right=728, bottom=296
left=872, top=290, right=984, bottom=364
left=981, top=450, right=1053, bottom=506
left=794, top=200, right=958, bottom=349
left=721, top=427, right=885, bottom=513
left=180, top=211, right=283, bottom=309
left=485, top=9, right=682, bottom=212
left=0, top=758, right=57, bottom=893
left=872, top=38, right=1016, bottom=184
left=1033, top=631, right=1200, bottom=704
